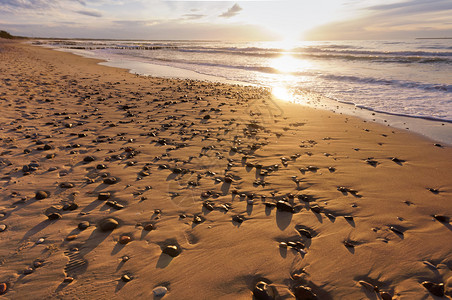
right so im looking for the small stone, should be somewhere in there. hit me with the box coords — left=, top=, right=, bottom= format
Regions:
left=279, top=242, right=288, bottom=248
left=33, top=260, right=44, bottom=268
left=143, top=223, right=154, bottom=231
left=96, top=164, right=107, bottom=169
left=36, top=238, right=45, bottom=244
left=83, top=156, right=96, bottom=162
left=433, top=215, right=449, bottom=223
left=422, top=281, right=444, bottom=297
left=0, top=224, right=6, bottom=232
left=152, top=286, right=168, bottom=297
left=121, top=274, right=132, bottom=282
left=380, top=292, right=393, bottom=300
left=106, top=201, right=124, bottom=210
left=62, top=202, right=78, bottom=211
left=63, top=277, right=74, bottom=283
left=47, top=212, right=62, bottom=220
left=23, top=267, right=34, bottom=275
left=78, top=221, right=90, bottom=230
left=122, top=255, right=130, bottom=262
left=118, top=235, right=131, bottom=244
left=297, top=229, right=312, bottom=239
left=359, top=280, right=377, bottom=292
left=103, top=177, right=118, bottom=184
left=0, top=282, right=7, bottom=295
left=35, top=190, right=48, bottom=200
left=389, top=226, right=403, bottom=235
left=344, top=241, right=355, bottom=248
left=344, top=216, right=354, bottom=221
left=66, top=235, right=77, bottom=241
left=59, top=182, right=74, bottom=188
left=232, top=215, right=245, bottom=223
left=193, top=215, right=205, bottom=224
left=98, top=192, right=111, bottom=200
left=253, top=281, right=276, bottom=300
left=310, top=205, right=322, bottom=214
left=99, top=218, right=119, bottom=231
left=294, top=285, right=318, bottom=300
left=276, top=200, right=294, bottom=213
left=162, top=245, right=181, bottom=257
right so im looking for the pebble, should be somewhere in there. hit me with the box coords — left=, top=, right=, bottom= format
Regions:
left=83, top=156, right=96, bottom=162
left=422, top=281, right=444, bottom=297
left=380, top=292, right=393, bottom=300
left=0, top=224, right=6, bottom=232
left=60, top=182, right=74, bottom=188
left=63, top=277, right=74, bottom=283
left=389, top=226, right=403, bottom=235
left=35, top=190, right=49, bottom=200
left=36, top=238, right=45, bottom=244
left=121, top=274, right=133, bottom=282
left=78, top=221, right=90, bottom=230
left=106, top=200, right=124, bottom=210
left=118, top=235, right=131, bottom=244
left=276, top=200, right=294, bottom=213
left=297, top=229, right=312, bottom=239
left=253, top=281, right=275, bottom=300
left=232, top=215, right=245, bottom=223
left=0, top=283, right=7, bottom=295
left=193, top=215, right=205, bottom=224
left=293, top=285, right=318, bottom=300
left=358, top=280, right=377, bottom=292
left=310, top=206, right=322, bottom=214
left=23, top=267, right=34, bottom=275
left=62, top=202, right=78, bottom=211
left=152, top=286, right=168, bottom=297
left=47, top=212, right=62, bottom=220
left=33, top=260, right=44, bottom=268
left=103, top=177, right=118, bottom=184
left=143, top=223, right=154, bottom=231
left=98, top=192, right=111, bottom=200
left=433, top=215, right=449, bottom=223
left=66, top=235, right=77, bottom=241
left=162, top=245, right=181, bottom=257
left=99, top=218, right=119, bottom=231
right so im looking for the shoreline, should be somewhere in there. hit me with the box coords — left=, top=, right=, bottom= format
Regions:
left=43, top=42, right=452, bottom=146
left=1, top=39, right=451, bottom=299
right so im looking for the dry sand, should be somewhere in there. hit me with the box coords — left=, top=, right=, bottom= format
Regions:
left=0, top=39, right=451, bottom=299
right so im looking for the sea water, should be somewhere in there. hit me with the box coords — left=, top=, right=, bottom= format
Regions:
left=36, top=39, right=452, bottom=143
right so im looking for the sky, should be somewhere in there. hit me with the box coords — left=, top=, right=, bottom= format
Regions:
left=0, top=0, right=451, bottom=40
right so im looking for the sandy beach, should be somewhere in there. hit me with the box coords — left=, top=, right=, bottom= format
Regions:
left=0, top=39, right=451, bottom=299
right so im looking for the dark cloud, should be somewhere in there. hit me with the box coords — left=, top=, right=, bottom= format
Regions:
left=306, top=0, right=452, bottom=40
left=368, top=0, right=452, bottom=12
left=76, top=9, right=102, bottom=17
left=182, top=14, right=205, bottom=20
left=219, top=3, right=242, bottom=18
left=0, top=0, right=86, bottom=9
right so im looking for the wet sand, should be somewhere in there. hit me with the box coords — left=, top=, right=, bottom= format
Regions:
left=0, top=39, right=451, bottom=299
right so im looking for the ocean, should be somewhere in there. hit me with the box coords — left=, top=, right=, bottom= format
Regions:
left=35, top=39, right=452, bottom=143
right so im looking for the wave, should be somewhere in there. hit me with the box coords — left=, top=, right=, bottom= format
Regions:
left=42, top=39, right=452, bottom=64
left=320, top=74, right=452, bottom=93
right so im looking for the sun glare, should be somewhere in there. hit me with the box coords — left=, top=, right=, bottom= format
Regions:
left=272, top=86, right=294, bottom=102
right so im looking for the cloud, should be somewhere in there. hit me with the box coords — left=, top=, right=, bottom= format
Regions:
left=368, top=0, right=452, bottom=12
left=0, top=0, right=85, bottom=10
left=306, top=0, right=452, bottom=40
left=76, top=9, right=102, bottom=17
left=182, top=14, right=205, bottom=20
left=219, top=3, right=242, bottom=18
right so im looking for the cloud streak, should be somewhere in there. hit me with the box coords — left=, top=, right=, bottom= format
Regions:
left=76, top=9, right=102, bottom=17
left=219, top=3, right=242, bottom=18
